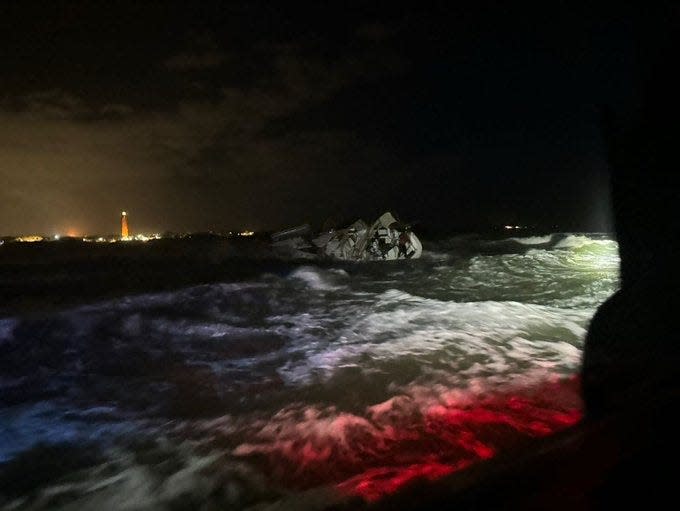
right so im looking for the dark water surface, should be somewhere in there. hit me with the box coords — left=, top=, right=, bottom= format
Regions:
left=0, top=233, right=619, bottom=509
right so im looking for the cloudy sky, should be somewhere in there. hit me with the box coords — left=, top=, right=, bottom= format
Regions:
left=1, top=2, right=636, bottom=235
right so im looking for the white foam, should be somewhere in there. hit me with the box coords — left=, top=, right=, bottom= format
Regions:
left=509, top=235, right=553, bottom=245
left=288, top=267, right=343, bottom=291
left=275, top=290, right=591, bottom=385
left=553, top=234, right=613, bottom=249
left=421, top=250, right=452, bottom=261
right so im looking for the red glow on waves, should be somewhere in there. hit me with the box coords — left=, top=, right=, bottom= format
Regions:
left=233, top=376, right=582, bottom=502
left=341, top=380, right=582, bottom=501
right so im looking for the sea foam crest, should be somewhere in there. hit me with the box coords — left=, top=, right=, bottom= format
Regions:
left=288, top=266, right=345, bottom=291
left=553, top=234, right=613, bottom=249
left=509, top=235, right=553, bottom=245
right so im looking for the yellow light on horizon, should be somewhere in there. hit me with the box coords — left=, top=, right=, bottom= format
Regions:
left=16, top=235, right=43, bottom=242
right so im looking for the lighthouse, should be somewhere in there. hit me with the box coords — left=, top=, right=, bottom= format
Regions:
left=121, top=211, right=129, bottom=238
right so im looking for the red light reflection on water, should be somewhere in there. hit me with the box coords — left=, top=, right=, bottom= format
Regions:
left=234, top=377, right=582, bottom=502
left=340, top=379, right=582, bottom=501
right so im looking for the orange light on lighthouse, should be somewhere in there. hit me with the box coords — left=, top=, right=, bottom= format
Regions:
left=121, top=211, right=129, bottom=238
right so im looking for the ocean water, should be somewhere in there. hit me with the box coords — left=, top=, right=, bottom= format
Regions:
left=0, top=233, right=620, bottom=509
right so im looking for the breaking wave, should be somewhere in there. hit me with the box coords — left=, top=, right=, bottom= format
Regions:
left=509, top=235, right=553, bottom=245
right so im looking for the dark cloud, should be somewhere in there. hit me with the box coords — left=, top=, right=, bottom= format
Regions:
left=354, top=22, right=399, bottom=42
left=0, top=32, right=409, bottom=234
left=165, top=51, right=227, bottom=71
left=1, top=90, right=135, bottom=122
left=0, top=2, right=633, bottom=235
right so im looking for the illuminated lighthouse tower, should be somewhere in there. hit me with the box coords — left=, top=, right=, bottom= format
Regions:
left=121, top=211, right=129, bottom=238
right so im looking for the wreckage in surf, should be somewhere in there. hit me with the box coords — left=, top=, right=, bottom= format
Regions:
left=272, top=212, right=422, bottom=261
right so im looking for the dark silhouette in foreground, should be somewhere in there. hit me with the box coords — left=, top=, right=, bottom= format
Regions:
left=578, top=3, right=680, bottom=506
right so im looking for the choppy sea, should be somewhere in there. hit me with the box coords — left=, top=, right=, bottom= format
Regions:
left=0, top=233, right=620, bottom=509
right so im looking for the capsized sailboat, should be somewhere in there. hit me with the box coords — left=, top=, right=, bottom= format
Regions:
left=272, top=212, right=422, bottom=261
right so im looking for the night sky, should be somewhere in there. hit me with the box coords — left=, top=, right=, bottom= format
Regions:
left=1, top=2, right=635, bottom=236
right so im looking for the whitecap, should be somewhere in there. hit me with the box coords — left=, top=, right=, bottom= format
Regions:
left=509, top=235, right=553, bottom=245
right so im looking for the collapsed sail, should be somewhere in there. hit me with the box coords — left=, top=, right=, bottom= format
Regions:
left=314, top=212, right=422, bottom=261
